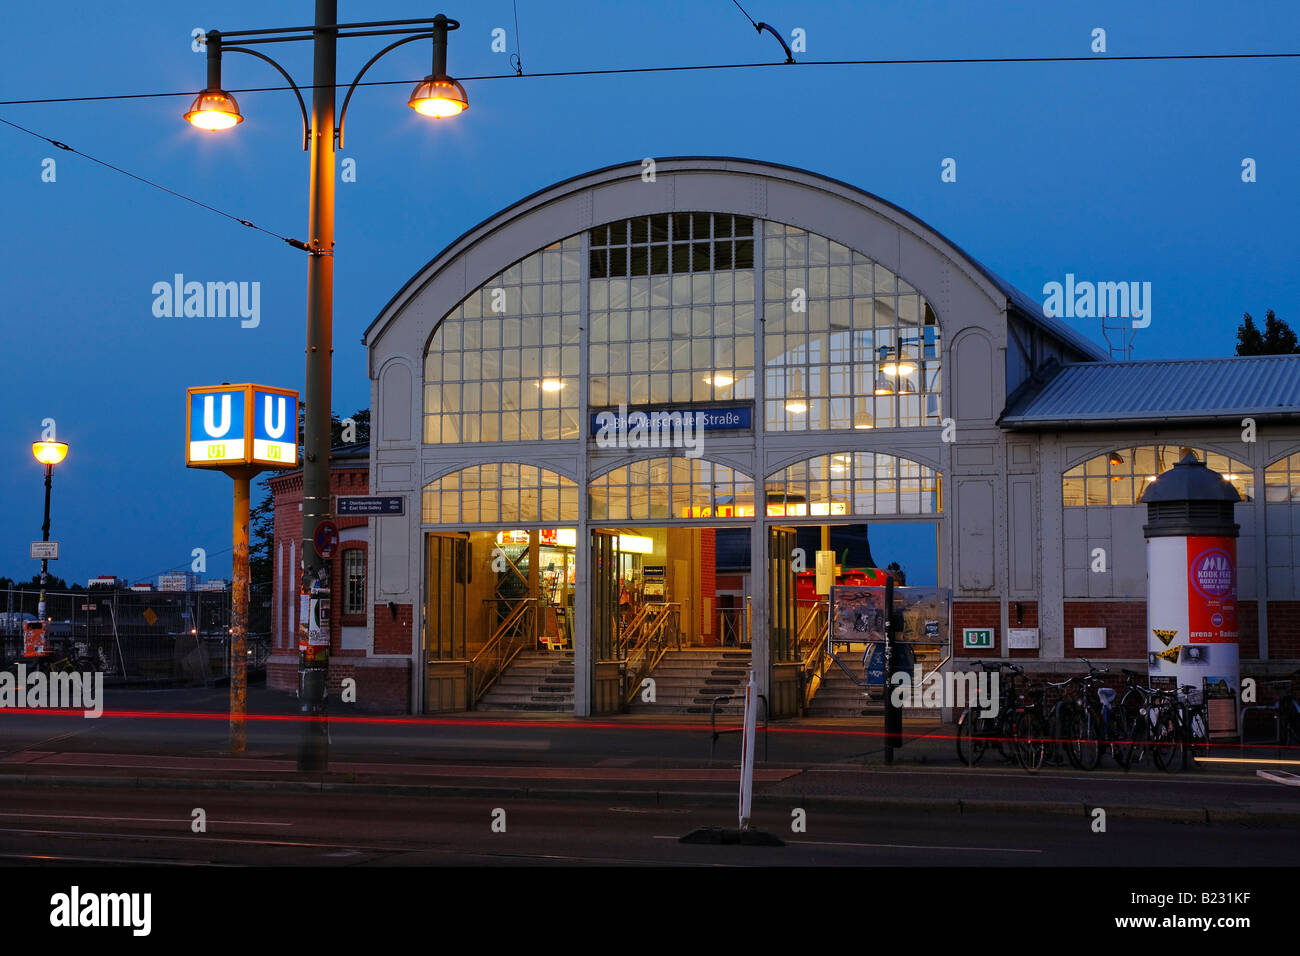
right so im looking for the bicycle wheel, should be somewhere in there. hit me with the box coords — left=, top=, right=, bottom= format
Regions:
left=1150, top=711, right=1181, bottom=772
left=1188, top=707, right=1210, bottom=764
left=956, top=708, right=987, bottom=766
left=1015, top=709, right=1047, bottom=773
left=1125, top=711, right=1151, bottom=769
left=1069, top=706, right=1102, bottom=770
left=1109, top=705, right=1133, bottom=769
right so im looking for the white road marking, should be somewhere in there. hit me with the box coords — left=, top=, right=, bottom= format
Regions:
left=652, top=835, right=1040, bottom=853
left=0, top=812, right=291, bottom=826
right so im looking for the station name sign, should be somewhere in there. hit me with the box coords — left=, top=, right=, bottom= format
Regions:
left=186, top=383, right=298, bottom=469
left=588, top=403, right=752, bottom=435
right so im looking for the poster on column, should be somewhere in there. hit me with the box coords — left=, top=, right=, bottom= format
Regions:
left=1186, top=537, right=1237, bottom=643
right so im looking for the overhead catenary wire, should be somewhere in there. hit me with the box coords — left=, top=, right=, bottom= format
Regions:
left=1, top=50, right=1298, bottom=107
left=0, top=114, right=301, bottom=248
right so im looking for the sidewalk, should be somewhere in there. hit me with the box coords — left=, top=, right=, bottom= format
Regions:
left=1, top=706, right=1296, bottom=826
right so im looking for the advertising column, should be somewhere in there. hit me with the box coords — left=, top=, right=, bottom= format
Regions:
left=1141, top=452, right=1241, bottom=701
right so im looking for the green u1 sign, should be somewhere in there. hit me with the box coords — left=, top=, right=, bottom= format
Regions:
left=963, top=627, right=994, bottom=649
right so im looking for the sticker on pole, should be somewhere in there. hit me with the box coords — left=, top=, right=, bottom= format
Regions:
left=314, top=521, right=339, bottom=559
left=308, top=592, right=330, bottom=647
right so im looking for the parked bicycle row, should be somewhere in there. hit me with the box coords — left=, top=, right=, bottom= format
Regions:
left=955, top=658, right=1212, bottom=774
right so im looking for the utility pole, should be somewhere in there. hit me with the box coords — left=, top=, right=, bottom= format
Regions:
left=297, top=0, right=338, bottom=772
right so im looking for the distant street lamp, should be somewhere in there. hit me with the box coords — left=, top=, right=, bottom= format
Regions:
left=182, top=5, right=465, bottom=771
left=32, top=439, right=68, bottom=620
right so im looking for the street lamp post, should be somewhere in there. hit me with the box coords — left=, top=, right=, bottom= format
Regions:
left=184, top=4, right=466, bottom=770
left=32, top=440, right=69, bottom=622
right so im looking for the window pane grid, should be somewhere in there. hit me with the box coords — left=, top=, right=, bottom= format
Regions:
left=1063, top=445, right=1254, bottom=507
left=423, top=464, right=578, bottom=524
left=589, top=458, right=756, bottom=520
left=765, top=452, right=942, bottom=517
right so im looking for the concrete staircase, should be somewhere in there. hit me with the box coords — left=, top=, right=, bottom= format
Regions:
left=628, top=649, right=752, bottom=715
left=476, top=650, right=574, bottom=712
left=805, top=653, right=876, bottom=717
left=805, top=647, right=945, bottom=717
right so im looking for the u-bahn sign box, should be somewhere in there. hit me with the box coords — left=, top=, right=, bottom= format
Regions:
left=186, top=384, right=298, bottom=469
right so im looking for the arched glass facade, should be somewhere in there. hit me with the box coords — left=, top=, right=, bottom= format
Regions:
left=422, top=215, right=944, bottom=448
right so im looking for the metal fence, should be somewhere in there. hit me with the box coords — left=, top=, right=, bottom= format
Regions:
left=0, top=589, right=269, bottom=682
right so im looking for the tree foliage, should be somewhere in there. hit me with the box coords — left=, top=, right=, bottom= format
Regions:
left=1236, top=310, right=1299, bottom=355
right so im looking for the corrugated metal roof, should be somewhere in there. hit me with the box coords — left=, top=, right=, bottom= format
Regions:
left=999, top=354, right=1300, bottom=428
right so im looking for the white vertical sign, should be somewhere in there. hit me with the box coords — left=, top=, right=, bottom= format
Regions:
left=738, top=667, right=757, bottom=830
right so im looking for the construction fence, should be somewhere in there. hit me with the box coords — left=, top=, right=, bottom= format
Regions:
left=0, top=589, right=269, bottom=683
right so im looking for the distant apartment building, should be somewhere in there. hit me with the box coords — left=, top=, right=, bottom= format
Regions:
left=87, top=575, right=126, bottom=588
left=131, top=583, right=154, bottom=592
left=157, top=572, right=198, bottom=592
left=197, top=579, right=229, bottom=592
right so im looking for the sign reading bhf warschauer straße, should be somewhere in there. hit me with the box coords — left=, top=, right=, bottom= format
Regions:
left=186, top=384, right=299, bottom=469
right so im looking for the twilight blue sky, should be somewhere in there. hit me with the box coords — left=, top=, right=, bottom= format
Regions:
left=1, top=1, right=1296, bottom=586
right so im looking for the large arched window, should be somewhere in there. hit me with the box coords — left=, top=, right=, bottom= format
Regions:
left=589, top=457, right=755, bottom=521
left=763, top=223, right=942, bottom=432
left=424, top=236, right=583, bottom=444
left=422, top=464, right=579, bottom=524
left=588, top=213, right=757, bottom=409
left=1063, top=445, right=1253, bottom=507
left=765, top=452, right=942, bottom=517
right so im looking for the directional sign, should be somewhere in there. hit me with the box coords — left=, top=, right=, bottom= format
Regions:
left=30, top=541, right=59, bottom=560
left=336, top=495, right=404, bottom=516
left=314, top=521, right=340, bottom=560
left=186, top=383, right=298, bottom=470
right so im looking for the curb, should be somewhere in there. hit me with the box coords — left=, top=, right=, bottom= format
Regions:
left=0, top=772, right=1296, bottom=826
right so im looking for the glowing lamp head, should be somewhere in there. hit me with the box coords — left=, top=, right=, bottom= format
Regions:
left=32, top=440, right=68, bottom=466
left=881, top=361, right=916, bottom=377
left=540, top=379, right=566, bottom=392
left=785, top=400, right=807, bottom=414
left=184, top=89, right=244, bottom=130
left=408, top=75, right=468, bottom=118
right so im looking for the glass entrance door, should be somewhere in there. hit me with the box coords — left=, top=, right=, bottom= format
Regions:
left=768, top=526, right=797, bottom=664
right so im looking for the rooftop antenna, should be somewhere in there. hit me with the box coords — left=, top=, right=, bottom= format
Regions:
left=1102, top=315, right=1136, bottom=361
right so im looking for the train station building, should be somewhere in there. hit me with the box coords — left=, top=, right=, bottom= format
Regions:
left=270, top=158, right=1300, bottom=716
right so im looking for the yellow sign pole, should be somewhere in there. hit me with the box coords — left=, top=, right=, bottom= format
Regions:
left=227, top=466, right=259, bottom=753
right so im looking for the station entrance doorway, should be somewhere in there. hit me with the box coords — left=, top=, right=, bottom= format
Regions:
left=589, top=524, right=752, bottom=714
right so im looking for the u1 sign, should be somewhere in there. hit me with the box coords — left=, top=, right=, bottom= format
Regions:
left=186, top=383, right=298, bottom=470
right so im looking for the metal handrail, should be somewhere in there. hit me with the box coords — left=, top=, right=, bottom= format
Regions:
left=471, top=598, right=535, bottom=702
left=623, top=603, right=681, bottom=704
left=617, top=603, right=653, bottom=658
left=797, top=602, right=830, bottom=711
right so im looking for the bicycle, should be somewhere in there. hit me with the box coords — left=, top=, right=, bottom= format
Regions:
left=955, top=662, right=1044, bottom=772
left=1066, top=659, right=1123, bottom=771
left=1112, top=668, right=1173, bottom=770
left=1149, top=684, right=1209, bottom=772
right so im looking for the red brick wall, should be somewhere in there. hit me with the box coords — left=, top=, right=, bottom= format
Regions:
left=953, top=600, right=999, bottom=658
left=699, top=528, right=717, bottom=646
left=1063, top=601, right=1145, bottom=658
left=374, top=603, right=414, bottom=654
left=1238, top=600, right=1259, bottom=659
left=1268, top=601, right=1300, bottom=658
left=326, top=658, right=411, bottom=713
